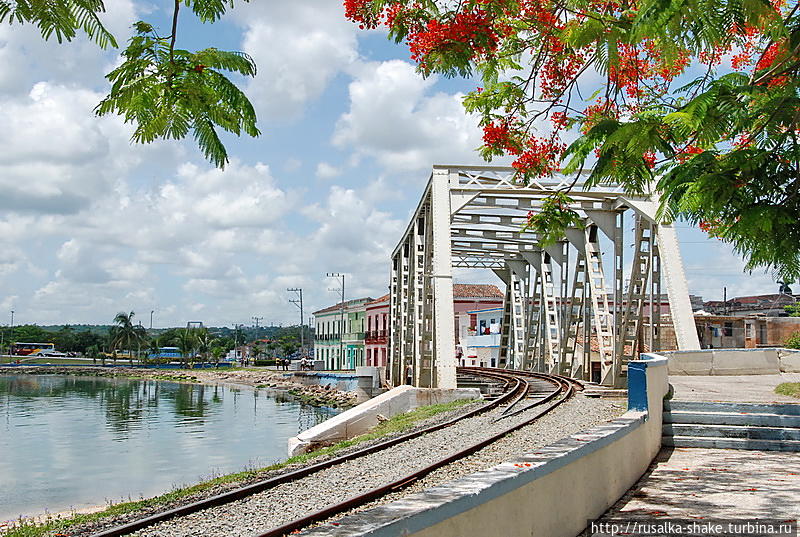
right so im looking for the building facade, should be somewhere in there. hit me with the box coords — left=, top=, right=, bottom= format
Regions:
left=458, top=307, right=503, bottom=367
left=365, top=294, right=389, bottom=367
left=315, top=284, right=504, bottom=372
left=313, top=297, right=372, bottom=370
left=343, top=301, right=369, bottom=368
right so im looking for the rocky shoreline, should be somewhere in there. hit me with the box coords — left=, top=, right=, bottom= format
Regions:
left=0, top=366, right=358, bottom=409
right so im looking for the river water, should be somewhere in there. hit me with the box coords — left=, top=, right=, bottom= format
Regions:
left=0, top=374, right=339, bottom=521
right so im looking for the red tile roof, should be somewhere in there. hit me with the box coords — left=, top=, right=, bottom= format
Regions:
left=366, top=294, right=390, bottom=306
left=312, top=297, right=373, bottom=315
left=453, top=284, right=503, bottom=299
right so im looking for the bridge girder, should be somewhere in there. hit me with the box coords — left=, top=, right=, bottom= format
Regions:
left=389, top=166, right=700, bottom=389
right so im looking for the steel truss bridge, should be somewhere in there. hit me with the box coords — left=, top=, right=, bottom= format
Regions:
left=389, top=165, right=701, bottom=388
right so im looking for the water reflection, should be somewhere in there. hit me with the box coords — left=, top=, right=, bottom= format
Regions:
left=0, top=374, right=339, bottom=521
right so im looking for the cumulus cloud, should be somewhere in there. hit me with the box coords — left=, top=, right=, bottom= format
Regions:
left=316, top=162, right=342, bottom=179
left=333, top=60, right=488, bottom=172
left=303, top=185, right=403, bottom=296
left=0, top=1, right=137, bottom=95
left=230, top=1, right=359, bottom=120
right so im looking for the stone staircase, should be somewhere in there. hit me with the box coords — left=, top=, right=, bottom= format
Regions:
left=663, top=401, right=800, bottom=452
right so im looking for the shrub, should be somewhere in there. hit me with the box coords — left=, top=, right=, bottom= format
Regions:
left=784, top=332, right=800, bottom=349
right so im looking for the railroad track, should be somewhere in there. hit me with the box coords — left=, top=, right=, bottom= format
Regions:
left=87, top=368, right=580, bottom=537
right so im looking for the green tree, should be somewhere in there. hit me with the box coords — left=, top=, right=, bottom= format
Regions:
left=194, top=327, right=212, bottom=362
left=347, top=0, right=800, bottom=279
left=785, top=332, right=800, bottom=349
left=110, top=311, right=147, bottom=365
left=2, top=0, right=259, bottom=168
left=279, top=335, right=299, bottom=358
left=12, top=325, right=49, bottom=343
left=250, top=343, right=262, bottom=363
left=210, top=344, right=225, bottom=367
left=176, top=327, right=197, bottom=367
left=786, top=304, right=800, bottom=317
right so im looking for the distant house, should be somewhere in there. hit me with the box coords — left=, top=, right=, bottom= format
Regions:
left=458, top=307, right=503, bottom=368
left=703, top=293, right=798, bottom=316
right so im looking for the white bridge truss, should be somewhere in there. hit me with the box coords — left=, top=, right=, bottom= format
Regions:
left=389, top=166, right=700, bottom=388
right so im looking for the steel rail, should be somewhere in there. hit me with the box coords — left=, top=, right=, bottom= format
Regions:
left=255, top=371, right=575, bottom=537
left=88, top=368, right=526, bottom=537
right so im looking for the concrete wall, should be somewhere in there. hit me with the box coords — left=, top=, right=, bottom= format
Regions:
left=287, top=385, right=481, bottom=457
left=666, top=347, right=800, bottom=375
left=302, top=356, right=669, bottom=537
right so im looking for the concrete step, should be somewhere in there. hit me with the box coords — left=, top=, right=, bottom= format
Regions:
left=663, top=435, right=800, bottom=452
left=665, top=401, right=800, bottom=416
left=664, top=423, right=800, bottom=441
left=664, top=411, right=800, bottom=428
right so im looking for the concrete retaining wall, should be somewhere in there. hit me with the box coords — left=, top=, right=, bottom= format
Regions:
left=302, top=356, right=669, bottom=537
left=666, top=347, right=800, bottom=375
left=779, top=348, right=800, bottom=373
left=287, top=385, right=481, bottom=457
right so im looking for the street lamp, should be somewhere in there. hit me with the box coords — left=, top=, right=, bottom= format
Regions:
left=150, top=310, right=154, bottom=330
left=326, top=273, right=346, bottom=369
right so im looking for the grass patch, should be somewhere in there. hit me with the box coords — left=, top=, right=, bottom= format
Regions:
left=775, top=382, right=800, bottom=398
left=3, top=397, right=479, bottom=537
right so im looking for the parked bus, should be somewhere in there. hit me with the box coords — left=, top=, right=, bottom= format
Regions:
left=11, top=342, right=57, bottom=356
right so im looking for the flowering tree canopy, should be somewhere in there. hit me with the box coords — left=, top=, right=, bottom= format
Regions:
left=346, top=0, right=800, bottom=280
left=1, top=0, right=258, bottom=168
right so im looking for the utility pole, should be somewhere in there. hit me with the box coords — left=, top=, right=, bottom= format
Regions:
left=327, top=273, right=346, bottom=369
left=288, top=288, right=304, bottom=357
left=252, top=316, right=263, bottom=343
left=150, top=310, right=154, bottom=330
left=8, top=310, right=13, bottom=356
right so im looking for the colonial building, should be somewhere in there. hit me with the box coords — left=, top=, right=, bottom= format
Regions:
left=313, top=297, right=372, bottom=370
left=343, top=300, right=369, bottom=368
left=365, top=294, right=389, bottom=367
left=314, top=283, right=504, bottom=371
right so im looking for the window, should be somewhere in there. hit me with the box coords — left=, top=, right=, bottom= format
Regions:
left=723, top=322, right=733, bottom=337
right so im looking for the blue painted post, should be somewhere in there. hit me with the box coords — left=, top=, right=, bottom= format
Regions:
left=627, top=361, right=648, bottom=411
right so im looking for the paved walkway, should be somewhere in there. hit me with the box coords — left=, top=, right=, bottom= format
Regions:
left=670, top=373, right=800, bottom=403
left=589, top=447, right=799, bottom=535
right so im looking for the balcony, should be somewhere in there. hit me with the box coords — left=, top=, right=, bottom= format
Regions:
left=462, top=333, right=501, bottom=348
left=342, top=332, right=365, bottom=342
left=315, top=334, right=341, bottom=342
left=365, top=329, right=388, bottom=344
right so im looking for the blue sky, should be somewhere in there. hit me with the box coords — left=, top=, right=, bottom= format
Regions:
left=0, top=1, right=782, bottom=328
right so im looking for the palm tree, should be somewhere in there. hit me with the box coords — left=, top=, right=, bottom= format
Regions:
left=177, top=328, right=196, bottom=368
left=110, top=311, right=147, bottom=365
left=250, top=343, right=262, bottom=365
left=195, top=328, right=212, bottom=364
left=210, top=344, right=225, bottom=367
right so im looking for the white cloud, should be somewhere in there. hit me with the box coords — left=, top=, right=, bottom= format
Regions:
left=0, top=1, right=137, bottom=96
left=333, top=60, right=487, bottom=172
left=0, top=81, right=180, bottom=216
left=316, top=162, right=342, bottom=179
left=303, top=185, right=403, bottom=296
left=231, top=1, right=359, bottom=120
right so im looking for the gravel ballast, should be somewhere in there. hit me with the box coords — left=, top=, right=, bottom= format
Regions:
left=129, top=395, right=625, bottom=537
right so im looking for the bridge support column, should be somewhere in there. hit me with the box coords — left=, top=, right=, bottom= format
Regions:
left=430, top=169, right=457, bottom=389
